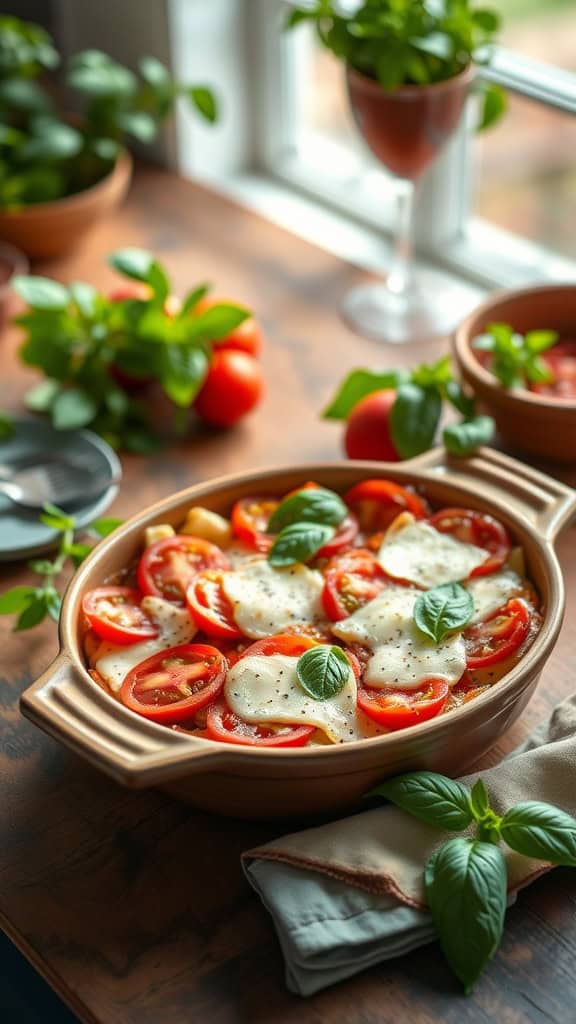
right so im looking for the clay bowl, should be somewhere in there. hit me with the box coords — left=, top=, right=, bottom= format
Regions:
left=21, top=447, right=576, bottom=821
left=0, top=149, right=132, bottom=261
left=453, top=284, right=576, bottom=463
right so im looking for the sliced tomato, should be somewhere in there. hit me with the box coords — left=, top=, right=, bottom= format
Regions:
left=137, top=535, right=230, bottom=605
left=119, top=643, right=227, bottom=724
left=239, top=632, right=318, bottom=659
left=428, top=507, right=510, bottom=577
left=82, top=586, right=158, bottom=645
left=206, top=701, right=316, bottom=747
left=345, top=479, right=429, bottom=533
left=357, top=678, right=449, bottom=730
left=322, top=548, right=389, bottom=621
left=464, top=598, right=531, bottom=668
left=231, top=496, right=279, bottom=552
left=186, top=569, right=243, bottom=639
left=316, top=513, right=359, bottom=558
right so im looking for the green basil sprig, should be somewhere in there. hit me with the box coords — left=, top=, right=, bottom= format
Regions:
left=414, top=582, right=474, bottom=644
left=0, top=503, right=122, bottom=631
left=369, top=770, right=576, bottom=992
left=268, top=522, right=334, bottom=567
left=323, top=356, right=495, bottom=460
left=473, top=322, right=558, bottom=390
left=268, top=487, right=347, bottom=534
left=296, top=645, right=350, bottom=700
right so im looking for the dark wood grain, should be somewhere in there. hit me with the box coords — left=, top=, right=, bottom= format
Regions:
left=1, top=164, right=576, bottom=1024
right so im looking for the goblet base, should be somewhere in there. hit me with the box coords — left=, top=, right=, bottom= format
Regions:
left=342, top=271, right=481, bottom=345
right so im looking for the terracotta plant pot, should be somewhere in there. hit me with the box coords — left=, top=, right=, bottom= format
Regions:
left=20, top=447, right=576, bottom=820
left=346, top=64, right=474, bottom=178
left=0, top=241, right=28, bottom=326
left=453, top=284, right=576, bottom=463
left=0, top=150, right=132, bottom=261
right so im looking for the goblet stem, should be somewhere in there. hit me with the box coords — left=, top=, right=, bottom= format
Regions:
left=386, top=179, right=416, bottom=297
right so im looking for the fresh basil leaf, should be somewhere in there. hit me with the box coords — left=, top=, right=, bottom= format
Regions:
left=370, top=771, right=473, bottom=831
left=322, top=369, right=408, bottom=420
left=161, top=345, right=208, bottom=407
left=443, top=416, right=495, bottom=456
left=91, top=517, right=123, bottom=538
left=414, top=582, right=473, bottom=643
left=187, top=86, right=218, bottom=123
left=68, top=57, right=137, bottom=98
left=390, top=383, right=441, bottom=459
left=268, top=522, right=335, bottom=567
left=268, top=487, right=347, bottom=533
left=91, top=137, right=120, bottom=161
left=296, top=645, right=350, bottom=701
left=524, top=329, right=558, bottom=354
left=40, top=503, right=75, bottom=531
left=477, top=82, right=507, bottom=132
left=52, top=388, right=98, bottom=430
left=147, top=261, right=171, bottom=304
left=0, top=410, right=14, bottom=439
left=410, top=356, right=452, bottom=390
left=15, top=597, right=47, bottom=631
left=43, top=587, right=62, bottom=621
left=24, top=379, right=60, bottom=414
left=69, top=281, right=99, bottom=318
left=12, top=275, right=69, bottom=310
left=444, top=380, right=476, bottom=418
left=425, top=838, right=507, bottom=993
left=181, top=284, right=210, bottom=316
left=139, top=55, right=172, bottom=89
left=500, top=801, right=576, bottom=865
left=470, top=779, right=490, bottom=820
left=524, top=355, right=554, bottom=385
left=189, top=303, right=250, bottom=341
left=118, top=111, right=157, bottom=143
left=27, top=559, right=54, bottom=575
left=21, top=120, right=83, bottom=160
left=0, top=585, right=38, bottom=614
left=108, top=248, right=155, bottom=283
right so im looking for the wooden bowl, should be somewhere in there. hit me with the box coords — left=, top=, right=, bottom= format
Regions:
left=0, top=150, right=132, bottom=261
left=21, top=448, right=576, bottom=820
left=453, top=285, right=576, bottom=463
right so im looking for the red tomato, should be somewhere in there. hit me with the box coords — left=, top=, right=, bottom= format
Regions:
left=464, top=598, right=532, bottom=668
left=108, top=283, right=150, bottom=303
left=239, top=632, right=318, bottom=659
left=357, top=678, right=449, bottom=730
left=206, top=701, right=315, bottom=747
left=344, top=391, right=400, bottom=461
left=345, top=478, right=429, bottom=532
left=231, top=496, right=279, bottom=552
left=82, top=586, right=158, bottom=645
left=532, top=339, right=576, bottom=400
left=137, top=535, right=230, bottom=605
left=194, top=350, right=263, bottom=427
left=120, top=643, right=227, bottom=724
left=317, top=512, right=359, bottom=558
left=322, top=548, right=389, bottom=621
left=428, top=507, right=510, bottom=577
left=195, top=296, right=263, bottom=357
left=186, top=569, right=243, bottom=640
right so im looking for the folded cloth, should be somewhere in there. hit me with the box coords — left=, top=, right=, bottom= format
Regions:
left=243, top=696, right=576, bottom=996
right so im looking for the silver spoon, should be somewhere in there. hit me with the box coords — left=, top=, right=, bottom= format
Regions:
left=0, top=459, right=121, bottom=510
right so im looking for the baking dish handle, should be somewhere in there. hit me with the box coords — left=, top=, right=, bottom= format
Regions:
left=408, top=445, right=576, bottom=543
left=20, top=654, right=232, bottom=785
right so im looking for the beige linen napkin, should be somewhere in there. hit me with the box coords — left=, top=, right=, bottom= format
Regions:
left=243, top=696, right=576, bottom=994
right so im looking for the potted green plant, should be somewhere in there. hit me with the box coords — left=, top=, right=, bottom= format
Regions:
left=286, top=0, right=505, bottom=344
left=0, top=16, right=217, bottom=260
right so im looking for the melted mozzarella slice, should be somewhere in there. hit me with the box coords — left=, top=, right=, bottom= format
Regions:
left=225, top=653, right=361, bottom=743
left=222, top=559, right=324, bottom=639
left=332, top=585, right=467, bottom=689
left=95, top=597, right=197, bottom=692
left=377, top=516, right=488, bottom=588
left=465, top=570, right=523, bottom=624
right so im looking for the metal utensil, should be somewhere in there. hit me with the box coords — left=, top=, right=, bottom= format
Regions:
left=0, top=458, right=121, bottom=510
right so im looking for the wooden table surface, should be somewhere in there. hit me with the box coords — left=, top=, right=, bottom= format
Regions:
left=2, top=165, right=576, bottom=1024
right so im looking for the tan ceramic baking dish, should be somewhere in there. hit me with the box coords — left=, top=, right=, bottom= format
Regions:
left=21, top=447, right=576, bottom=820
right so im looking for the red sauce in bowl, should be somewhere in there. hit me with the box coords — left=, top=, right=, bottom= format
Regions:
left=530, top=338, right=576, bottom=400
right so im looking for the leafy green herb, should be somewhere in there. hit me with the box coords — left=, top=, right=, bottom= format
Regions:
left=286, top=0, right=504, bottom=130
left=296, top=645, right=350, bottom=700
left=425, top=838, right=507, bottom=994
left=0, top=504, right=123, bottom=630
left=323, top=355, right=494, bottom=460
left=0, top=410, right=14, bottom=439
left=268, top=522, right=335, bottom=567
left=268, top=487, right=347, bottom=534
left=473, top=322, right=558, bottom=389
left=414, top=582, right=474, bottom=643
left=369, top=772, right=473, bottom=831
left=12, top=253, right=251, bottom=451
left=370, top=768, right=576, bottom=991
left=0, top=15, right=217, bottom=210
